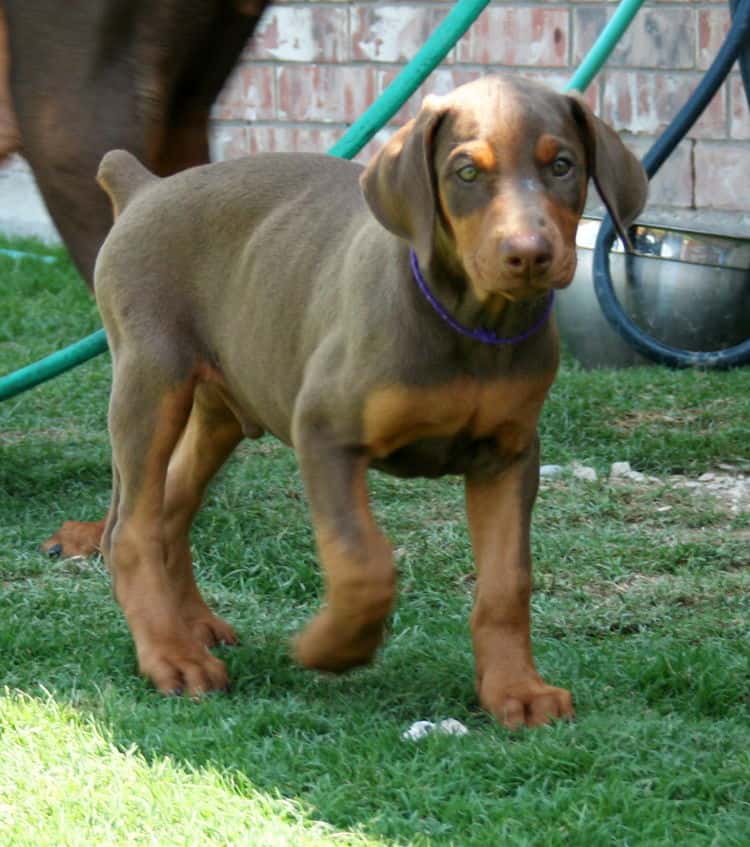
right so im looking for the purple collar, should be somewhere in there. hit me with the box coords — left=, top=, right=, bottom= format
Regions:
left=409, top=249, right=555, bottom=346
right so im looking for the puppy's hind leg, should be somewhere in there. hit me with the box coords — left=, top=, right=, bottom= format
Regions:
left=162, top=383, right=245, bottom=648
left=104, top=355, right=228, bottom=696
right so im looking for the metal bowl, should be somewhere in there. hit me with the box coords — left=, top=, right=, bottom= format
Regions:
left=556, top=218, right=750, bottom=368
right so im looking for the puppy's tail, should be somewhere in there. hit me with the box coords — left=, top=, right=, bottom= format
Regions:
left=97, top=150, right=157, bottom=219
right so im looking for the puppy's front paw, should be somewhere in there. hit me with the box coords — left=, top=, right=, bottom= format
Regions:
left=292, top=610, right=385, bottom=673
left=479, top=672, right=574, bottom=729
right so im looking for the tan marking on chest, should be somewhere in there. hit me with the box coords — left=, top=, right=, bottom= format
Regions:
left=362, top=375, right=555, bottom=459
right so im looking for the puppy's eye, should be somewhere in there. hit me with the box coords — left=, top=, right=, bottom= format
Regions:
left=550, top=157, right=573, bottom=178
left=456, top=164, right=479, bottom=183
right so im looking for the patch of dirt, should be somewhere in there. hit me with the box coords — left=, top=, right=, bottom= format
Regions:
left=669, top=475, right=750, bottom=515
left=611, top=464, right=750, bottom=516
left=611, top=409, right=701, bottom=432
left=543, top=460, right=750, bottom=519
left=610, top=399, right=736, bottom=435
left=0, top=428, right=70, bottom=444
left=663, top=527, right=750, bottom=544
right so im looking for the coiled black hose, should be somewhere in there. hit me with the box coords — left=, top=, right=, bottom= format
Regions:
left=593, top=0, right=750, bottom=368
left=733, top=0, right=750, bottom=112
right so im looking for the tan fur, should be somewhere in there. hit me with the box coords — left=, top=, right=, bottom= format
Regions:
left=362, top=376, right=554, bottom=459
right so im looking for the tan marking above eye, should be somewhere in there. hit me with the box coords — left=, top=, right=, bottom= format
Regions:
left=534, top=134, right=560, bottom=165
left=449, top=142, right=497, bottom=174
left=468, top=143, right=497, bottom=171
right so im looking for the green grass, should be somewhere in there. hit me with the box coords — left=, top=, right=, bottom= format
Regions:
left=1, top=237, right=749, bottom=846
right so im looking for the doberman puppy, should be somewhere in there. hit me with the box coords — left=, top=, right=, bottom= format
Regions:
left=93, top=76, right=647, bottom=729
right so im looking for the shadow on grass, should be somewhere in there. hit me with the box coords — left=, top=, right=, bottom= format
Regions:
left=3, top=536, right=749, bottom=846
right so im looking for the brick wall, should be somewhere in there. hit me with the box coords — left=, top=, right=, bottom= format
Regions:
left=211, top=0, right=750, bottom=216
left=2, top=0, right=749, bottom=243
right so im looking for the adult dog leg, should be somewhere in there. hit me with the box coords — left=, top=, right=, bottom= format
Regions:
left=0, top=7, right=20, bottom=157
left=465, top=440, right=574, bottom=729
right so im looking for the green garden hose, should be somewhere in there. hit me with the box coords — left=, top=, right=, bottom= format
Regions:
left=565, top=0, right=645, bottom=93
left=0, top=0, right=646, bottom=402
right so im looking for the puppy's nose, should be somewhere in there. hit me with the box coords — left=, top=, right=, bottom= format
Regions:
left=500, top=232, right=553, bottom=276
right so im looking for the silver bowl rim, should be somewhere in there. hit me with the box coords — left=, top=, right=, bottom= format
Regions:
left=576, top=216, right=750, bottom=271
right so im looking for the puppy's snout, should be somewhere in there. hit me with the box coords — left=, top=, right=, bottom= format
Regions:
left=500, top=232, right=553, bottom=276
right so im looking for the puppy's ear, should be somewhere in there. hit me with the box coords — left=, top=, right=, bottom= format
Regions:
left=568, top=95, right=648, bottom=249
left=360, top=95, right=448, bottom=259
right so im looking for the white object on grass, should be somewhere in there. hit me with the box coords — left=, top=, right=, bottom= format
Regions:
left=402, top=719, right=469, bottom=741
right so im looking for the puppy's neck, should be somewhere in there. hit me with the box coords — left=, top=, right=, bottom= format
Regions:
left=417, top=232, right=551, bottom=346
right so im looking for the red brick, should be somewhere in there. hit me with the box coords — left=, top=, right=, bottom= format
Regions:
left=626, top=136, right=693, bottom=208
left=212, top=64, right=276, bottom=122
left=520, top=71, right=599, bottom=112
left=694, top=142, right=750, bottom=211
left=211, top=124, right=345, bottom=158
left=253, top=125, right=342, bottom=154
left=245, top=5, right=349, bottom=63
left=377, top=67, right=483, bottom=127
left=210, top=125, right=251, bottom=161
left=351, top=5, right=449, bottom=64
left=730, top=75, right=750, bottom=140
left=623, top=1, right=722, bottom=4
left=354, top=127, right=398, bottom=167
left=697, top=8, right=731, bottom=71
left=374, top=67, right=597, bottom=140
left=574, top=7, right=695, bottom=69
left=455, top=6, right=569, bottom=68
left=329, top=64, right=596, bottom=133
left=601, top=71, right=726, bottom=140
left=278, top=65, right=378, bottom=123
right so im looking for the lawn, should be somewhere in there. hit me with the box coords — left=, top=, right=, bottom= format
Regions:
left=1, top=236, right=748, bottom=846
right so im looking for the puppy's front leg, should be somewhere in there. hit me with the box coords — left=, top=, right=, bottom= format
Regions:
left=465, top=438, right=574, bottom=729
left=292, top=420, right=396, bottom=672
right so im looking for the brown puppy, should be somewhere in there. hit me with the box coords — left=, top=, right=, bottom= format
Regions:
left=94, top=76, right=647, bottom=729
